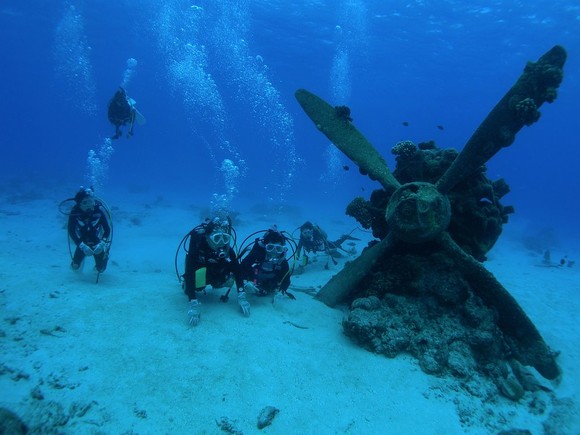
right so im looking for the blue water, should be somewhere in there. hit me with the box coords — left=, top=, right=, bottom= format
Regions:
left=1, top=0, right=579, bottom=240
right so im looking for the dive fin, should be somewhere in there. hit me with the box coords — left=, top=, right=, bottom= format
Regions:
left=134, top=108, right=146, bottom=125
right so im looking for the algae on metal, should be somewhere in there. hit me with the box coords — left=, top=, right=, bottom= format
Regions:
left=436, top=45, right=566, bottom=194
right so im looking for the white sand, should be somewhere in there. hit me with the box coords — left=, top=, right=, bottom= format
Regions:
left=1, top=193, right=579, bottom=434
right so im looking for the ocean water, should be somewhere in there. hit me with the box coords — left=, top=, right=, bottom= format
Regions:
left=1, top=1, right=580, bottom=432
left=1, top=0, right=579, bottom=241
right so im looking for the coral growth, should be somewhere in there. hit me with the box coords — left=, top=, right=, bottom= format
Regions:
left=334, top=105, right=353, bottom=122
left=347, top=140, right=513, bottom=261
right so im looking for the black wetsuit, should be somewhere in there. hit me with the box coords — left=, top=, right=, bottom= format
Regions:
left=68, top=203, right=111, bottom=272
left=183, top=231, right=243, bottom=301
left=107, top=87, right=134, bottom=139
left=296, top=225, right=349, bottom=259
left=240, top=241, right=290, bottom=295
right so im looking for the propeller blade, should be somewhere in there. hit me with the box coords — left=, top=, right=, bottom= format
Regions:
left=316, top=233, right=396, bottom=307
left=436, top=45, right=566, bottom=195
left=295, top=89, right=400, bottom=191
left=439, top=232, right=560, bottom=380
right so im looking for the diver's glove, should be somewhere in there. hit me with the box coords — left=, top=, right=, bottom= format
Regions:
left=243, top=282, right=259, bottom=295
left=187, top=299, right=201, bottom=326
left=79, top=242, right=94, bottom=256
left=238, top=291, right=251, bottom=317
left=93, top=241, right=107, bottom=255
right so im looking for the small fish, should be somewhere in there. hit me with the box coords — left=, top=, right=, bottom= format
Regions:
left=402, top=121, right=409, bottom=126
left=436, top=125, right=444, bottom=130
left=343, top=165, right=350, bottom=171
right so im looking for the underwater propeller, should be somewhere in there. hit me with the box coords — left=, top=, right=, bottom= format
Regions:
left=294, top=45, right=566, bottom=381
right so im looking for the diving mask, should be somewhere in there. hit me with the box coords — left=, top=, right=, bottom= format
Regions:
left=208, top=231, right=231, bottom=247
left=265, top=243, right=286, bottom=255
left=79, top=196, right=95, bottom=212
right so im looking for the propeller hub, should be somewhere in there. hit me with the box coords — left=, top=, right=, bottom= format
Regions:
left=386, top=182, right=451, bottom=243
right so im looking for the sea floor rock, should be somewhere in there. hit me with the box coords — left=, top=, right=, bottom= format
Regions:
left=0, top=407, right=28, bottom=435
left=257, top=405, right=279, bottom=430
left=344, top=288, right=504, bottom=381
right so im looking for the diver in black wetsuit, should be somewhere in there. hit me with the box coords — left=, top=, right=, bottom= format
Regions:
left=178, top=217, right=248, bottom=326
left=239, top=227, right=292, bottom=298
left=67, top=187, right=112, bottom=273
left=107, top=87, right=136, bottom=139
left=295, top=221, right=359, bottom=271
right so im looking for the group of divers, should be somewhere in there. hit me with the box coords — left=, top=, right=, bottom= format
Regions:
left=58, top=88, right=359, bottom=326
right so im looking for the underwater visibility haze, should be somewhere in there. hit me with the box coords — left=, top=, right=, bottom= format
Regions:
left=0, top=0, right=580, bottom=230
left=0, top=0, right=579, bottom=236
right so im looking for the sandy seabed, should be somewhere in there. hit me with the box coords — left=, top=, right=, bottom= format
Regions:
left=1, top=192, right=579, bottom=434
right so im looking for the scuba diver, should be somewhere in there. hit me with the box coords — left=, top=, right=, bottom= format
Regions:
left=239, top=226, right=296, bottom=302
left=295, top=221, right=359, bottom=272
left=175, top=217, right=249, bottom=326
left=107, top=87, right=145, bottom=139
left=59, top=187, right=113, bottom=281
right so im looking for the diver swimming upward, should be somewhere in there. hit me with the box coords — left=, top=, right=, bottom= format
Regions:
left=107, top=87, right=145, bottom=139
